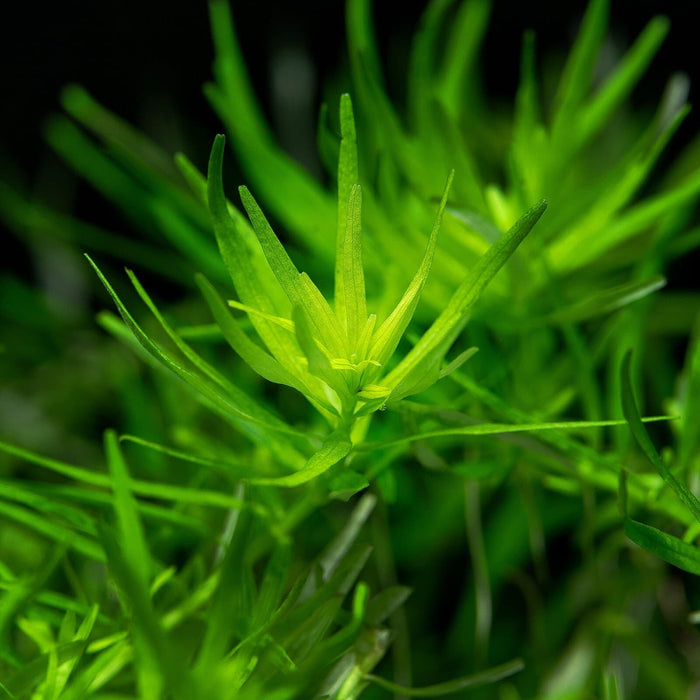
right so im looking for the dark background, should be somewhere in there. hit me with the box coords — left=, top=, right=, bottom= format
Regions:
left=2, top=0, right=699, bottom=175
left=1, top=0, right=699, bottom=291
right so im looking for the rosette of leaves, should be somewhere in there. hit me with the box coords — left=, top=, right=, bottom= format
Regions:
left=88, top=99, right=549, bottom=487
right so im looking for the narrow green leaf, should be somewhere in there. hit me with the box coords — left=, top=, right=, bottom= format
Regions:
left=679, top=321, right=700, bottom=471
left=547, top=276, right=666, bottom=324
left=197, top=274, right=312, bottom=394
left=206, top=135, right=301, bottom=364
left=4, top=642, right=87, bottom=698
left=0, top=439, right=267, bottom=513
left=384, top=199, right=546, bottom=392
left=435, top=0, right=491, bottom=119
left=104, top=430, right=150, bottom=590
left=357, top=416, right=672, bottom=452
left=621, top=350, right=700, bottom=524
left=626, top=518, right=700, bottom=575
left=238, top=183, right=347, bottom=357
left=87, top=256, right=307, bottom=463
left=577, top=16, right=670, bottom=147
left=197, top=498, right=254, bottom=669
left=365, top=586, right=412, bottom=626
left=407, top=0, right=455, bottom=135
left=370, top=171, right=454, bottom=369
left=336, top=94, right=360, bottom=330
left=251, top=431, right=352, bottom=487
left=97, top=523, right=184, bottom=698
left=251, top=543, right=292, bottom=631
left=0, top=499, right=102, bottom=562
left=365, top=658, right=524, bottom=696
left=238, top=185, right=302, bottom=300
left=207, top=1, right=336, bottom=255
left=439, top=346, right=479, bottom=379
left=342, top=184, right=367, bottom=345
left=551, top=0, right=608, bottom=139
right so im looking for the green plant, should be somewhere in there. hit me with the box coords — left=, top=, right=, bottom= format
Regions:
left=1, top=0, right=699, bottom=698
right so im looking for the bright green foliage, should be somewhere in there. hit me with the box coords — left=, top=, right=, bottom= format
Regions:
left=1, top=0, right=699, bottom=697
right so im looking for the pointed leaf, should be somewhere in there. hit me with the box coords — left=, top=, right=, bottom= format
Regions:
left=239, top=185, right=347, bottom=357
left=626, top=518, right=700, bottom=575
left=384, top=199, right=546, bottom=392
left=365, top=658, right=524, bottom=696
left=251, top=431, right=352, bottom=487
left=336, top=94, right=360, bottom=329
left=104, top=430, right=150, bottom=590
left=621, top=350, right=700, bottom=523
left=342, top=184, right=367, bottom=345
left=370, top=171, right=454, bottom=369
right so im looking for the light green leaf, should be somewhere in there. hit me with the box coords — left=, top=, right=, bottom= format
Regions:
left=336, top=93, right=360, bottom=330
left=342, top=184, right=367, bottom=345
left=196, top=274, right=309, bottom=394
left=384, top=199, right=546, bottom=393
left=435, top=0, right=491, bottom=119
left=626, top=518, right=700, bottom=575
left=550, top=0, right=608, bottom=143
left=358, top=416, right=672, bottom=452
left=87, top=255, right=308, bottom=467
left=206, top=135, right=300, bottom=364
left=576, top=16, right=669, bottom=147
left=370, top=171, right=454, bottom=369
left=251, top=431, right=353, bottom=487
left=0, top=439, right=266, bottom=513
left=547, top=276, right=666, bottom=324
left=292, top=305, right=343, bottom=399
left=196, top=498, right=254, bottom=669
left=104, top=430, right=150, bottom=590
left=239, top=185, right=347, bottom=357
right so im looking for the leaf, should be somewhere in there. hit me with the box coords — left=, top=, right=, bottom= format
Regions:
left=678, top=319, right=700, bottom=472
left=435, top=0, right=491, bottom=119
left=97, top=523, right=183, bottom=698
left=357, top=416, right=673, bottom=452
left=104, top=430, right=151, bottom=590
left=365, top=586, right=412, bottom=626
left=547, top=275, right=666, bottom=324
left=384, top=199, right=546, bottom=393
left=370, top=171, right=454, bottom=369
left=292, top=305, right=344, bottom=398
left=206, top=1, right=336, bottom=256
left=239, top=185, right=347, bottom=357
left=620, top=350, right=700, bottom=524
left=625, top=518, right=700, bottom=575
left=335, top=93, right=360, bottom=330
left=4, top=642, right=87, bottom=698
left=206, top=135, right=301, bottom=364
left=196, top=274, right=317, bottom=398
left=0, top=439, right=263, bottom=512
left=550, top=0, right=608, bottom=143
left=365, top=658, right=524, bottom=696
left=576, top=16, right=669, bottom=148
left=0, top=499, right=102, bottom=562
left=196, top=498, right=254, bottom=669
left=341, top=184, right=367, bottom=346
left=87, top=255, right=308, bottom=467
left=250, top=431, right=353, bottom=487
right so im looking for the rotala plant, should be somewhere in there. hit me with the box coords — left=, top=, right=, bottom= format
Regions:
left=1, top=0, right=700, bottom=698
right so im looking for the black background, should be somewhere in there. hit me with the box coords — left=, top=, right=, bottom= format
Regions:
left=2, top=1, right=699, bottom=171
